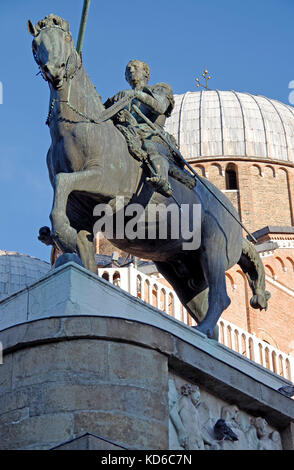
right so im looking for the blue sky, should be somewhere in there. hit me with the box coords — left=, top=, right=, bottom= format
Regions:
left=1, top=0, right=294, bottom=262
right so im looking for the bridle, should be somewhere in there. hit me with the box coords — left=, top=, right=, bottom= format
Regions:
left=45, top=54, right=86, bottom=126
left=33, top=26, right=99, bottom=126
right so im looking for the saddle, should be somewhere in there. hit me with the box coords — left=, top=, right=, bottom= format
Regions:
left=114, top=111, right=196, bottom=191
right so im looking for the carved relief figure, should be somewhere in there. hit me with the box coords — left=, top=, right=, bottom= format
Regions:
left=247, top=417, right=282, bottom=450
left=169, top=381, right=219, bottom=450
left=218, top=405, right=249, bottom=450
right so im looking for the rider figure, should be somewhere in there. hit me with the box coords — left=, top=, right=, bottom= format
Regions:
left=105, top=60, right=175, bottom=197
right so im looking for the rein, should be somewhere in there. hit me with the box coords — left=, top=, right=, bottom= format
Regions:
left=45, top=57, right=135, bottom=127
left=45, top=53, right=99, bottom=126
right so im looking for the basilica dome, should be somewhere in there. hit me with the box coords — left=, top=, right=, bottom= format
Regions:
left=165, top=90, right=294, bottom=163
left=0, top=250, right=50, bottom=301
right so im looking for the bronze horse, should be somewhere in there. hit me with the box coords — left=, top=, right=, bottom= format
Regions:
left=28, top=15, right=270, bottom=338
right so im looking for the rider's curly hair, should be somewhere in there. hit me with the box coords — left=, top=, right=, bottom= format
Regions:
left=125, top=60, right=150, bottom=83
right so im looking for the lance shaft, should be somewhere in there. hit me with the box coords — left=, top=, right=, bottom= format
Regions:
left=76, top=0, right=91, bottom=55
left=132, top=104, right=257, bottom=243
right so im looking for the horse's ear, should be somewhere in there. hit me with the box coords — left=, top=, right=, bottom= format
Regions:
left=27, top=19, right=37, bottom=36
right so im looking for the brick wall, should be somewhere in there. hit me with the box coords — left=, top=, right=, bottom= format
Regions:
left=223, top=248, right=294, bottom=357
left=191, top=160, right=294, bottom=232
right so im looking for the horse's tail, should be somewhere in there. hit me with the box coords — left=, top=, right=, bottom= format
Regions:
left=238, top=238, right=271, bottom=311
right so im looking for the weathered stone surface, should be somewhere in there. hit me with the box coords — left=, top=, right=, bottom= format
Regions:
left=74, top=411, right=168, bottom=450
left=0, top=385, right=43, bottom=418
left=0, top=407, right=29, bottom=426
left=0, top=316, right=170, bottom=449
left=281, top=422, right=294, bottom=450
left=0, top=318, right=62, bottom=352
left=0, top=413, right=73, bottom=450
left=11, top=340, right=108, bottom=389
left=0, top=353, right=12, bottom=394
left=0, top=290, right=28, bottom=331
left=108, top=342, right=167, bottom=390
left=28, top=383, right=166, bottom=422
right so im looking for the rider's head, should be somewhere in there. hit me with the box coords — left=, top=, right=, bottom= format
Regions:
left=125, top=60, right=150, bottom=89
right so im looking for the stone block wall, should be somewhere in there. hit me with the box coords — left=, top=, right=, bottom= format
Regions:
left=0, top=319, right=168, bottom=450
left=0, top=264, right=293, bottom=451
left=0, top=315, right=293, bottom=450
left=222, top=247, right=294, bottom=357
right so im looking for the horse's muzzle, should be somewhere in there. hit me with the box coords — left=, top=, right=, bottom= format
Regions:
left=52, top=78, right=64, bottom=89
left=43, top=64, right=65, bottom=89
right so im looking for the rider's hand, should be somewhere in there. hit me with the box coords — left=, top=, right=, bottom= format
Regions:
left=113, top=90, right=135, bottom=102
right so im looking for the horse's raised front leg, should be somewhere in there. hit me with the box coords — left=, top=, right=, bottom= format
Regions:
left=50, top=169, right=102, bottom=254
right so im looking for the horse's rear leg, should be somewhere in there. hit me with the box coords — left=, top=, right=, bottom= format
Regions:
left=196, top=252, right=231, bottom=338
left=155, top=260, right=208, bottom=323
left=156, top=260, right=221, bottom=339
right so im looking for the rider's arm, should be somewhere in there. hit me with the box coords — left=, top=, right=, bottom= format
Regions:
left=134, top=89, right=169, bottom=115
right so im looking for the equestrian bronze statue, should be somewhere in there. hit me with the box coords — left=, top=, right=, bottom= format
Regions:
left=28, top=14, right=270, bottom=338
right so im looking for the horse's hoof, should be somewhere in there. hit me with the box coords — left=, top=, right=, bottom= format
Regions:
left=250, top=290, right=271, bottom=311
left=195, top=323, right=214, bottom=339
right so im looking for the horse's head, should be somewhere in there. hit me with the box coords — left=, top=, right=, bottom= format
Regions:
left=27, top=14, right=78, bottom=90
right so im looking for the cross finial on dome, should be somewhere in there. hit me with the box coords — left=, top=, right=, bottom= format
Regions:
left=195, top=69, right=212, bottom=90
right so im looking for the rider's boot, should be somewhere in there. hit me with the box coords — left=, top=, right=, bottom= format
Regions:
left=146, top=154, right=172, bottom=198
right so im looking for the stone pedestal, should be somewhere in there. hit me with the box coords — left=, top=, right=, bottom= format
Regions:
left=0, top=262, right=293, bottom=450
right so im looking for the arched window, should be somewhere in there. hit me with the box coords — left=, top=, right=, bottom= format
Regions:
left=187, top=313, right=192, bottom=326
left=225, top=163, right=238, bottom=190
left=226, top=325, right=233, bottom=349
left=264, top=347, right=270, bottom=370
left=219, top=321, right=225, bottom=345
left=160, top=288, right=166, bottom=312
left=249, top=338, right=255, bottom=361
left=168, top=293, right=174, bottom=316
left=144, top=279, right=150, bottom=303
left=102, top=272, right=109, bottom=281
left=234, top=329, right=240, bottom=353
left=180, top=305, right=185, bottom=323
left=241, top=334, right=247, bottom=357
left=272, top=351, right=277, bottom=374
left=152, top=284, right=158, bottom=307
left=113, top=271, right=121, bottom=287
left=136, top=275, right=142, bottom=299
left=258, top=343, right=263, bottom=366
left=278, top=355, right=284, bottom=377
